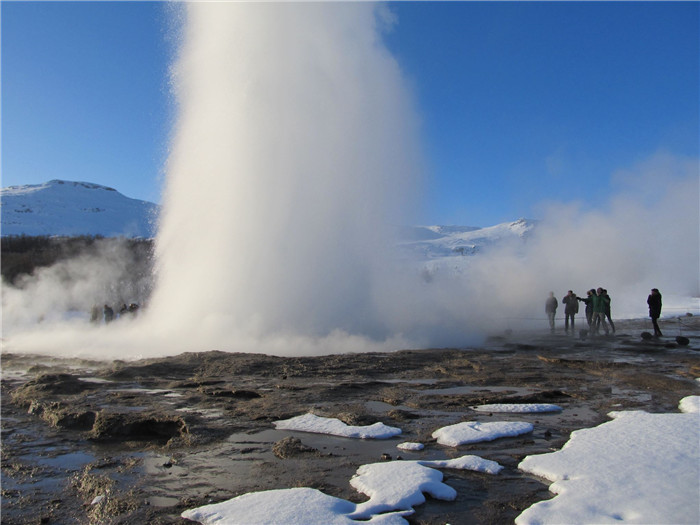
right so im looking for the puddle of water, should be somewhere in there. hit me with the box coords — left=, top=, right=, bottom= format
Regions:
left=147, top=495, right=180, bottom=507
left=107, top=387, right=174, bottom=395
left=35, top=451, right=95, bottom=470
left=97, top=404, right=147, bottom=413
left=78, top=377, right=113, bottom=384
left=1, top=370, right=31, bottom=381
left=417, top=385, right=536, bottom=396
left=137, top=444, right=267, bottom=504
left=611, top=387, right=653, bottom=402
left=379, top=378, right=441, bottom=385
left=175, top=407, right=225, bottom=419
left=363, top=399, right=463, bottom=418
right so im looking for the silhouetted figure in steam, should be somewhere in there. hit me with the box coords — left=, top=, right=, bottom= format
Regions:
left=119, top=304, right=129, bottom=318
left=647, top=288, right=663, bottom=337
left=545, top=292, right=558, bottom=333
left=601, top=288, right=615, bottom=334
left=590, top=287, right=610, bottom=336
left=128, top=303, right=140, bottom=316
left=562, top=290, right=579, bottom=334
left=578, top=289, right=595, bottom=327
left=103, top=305, right=114, bottom=324
left=90, top=305, right=101, bottom=324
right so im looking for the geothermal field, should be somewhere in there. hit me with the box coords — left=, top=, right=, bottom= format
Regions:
left=2, top=321, right=699, bottom=524
left=2, top=3, right=699, bottom=525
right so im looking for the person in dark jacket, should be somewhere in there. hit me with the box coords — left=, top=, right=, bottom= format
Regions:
left=562, top=290, right=579, bottom=334
left=647, top=288, right=663, bottom=337
left=590, top=288, right=610, bottom=336
left=103, top=304, right=114, bottom=324
left=601, top=289, right=615, bottom=334
left=545, top=292, right=558, bottom=333
left=578, top=289, right=595, bottom=327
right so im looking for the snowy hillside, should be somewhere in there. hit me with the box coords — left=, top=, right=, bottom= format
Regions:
left=398, top=219, right=537, bottom=260
left=0, top=180, right=537, bottom=255
left=1, top=180, right=159, bottom=238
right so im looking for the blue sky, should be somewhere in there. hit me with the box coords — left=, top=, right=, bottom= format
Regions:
left=2, top=1, right=698, bottom=227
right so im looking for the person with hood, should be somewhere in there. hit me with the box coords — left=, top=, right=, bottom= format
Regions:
left=590, top=287, right=610, bottom=336
left=545, top=292, right=558, bottom=333
left=647, top=288, right=663, bottom=337
left=578, top=289, right=595, bottom=327
left=562, top=290, right=579, bottom=334
left=103, top=304, right=114, bottom=324
left=602, top=289, right=615, bottom=334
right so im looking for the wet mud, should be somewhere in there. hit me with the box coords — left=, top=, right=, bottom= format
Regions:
left=2, top=317, right=699, bottom=524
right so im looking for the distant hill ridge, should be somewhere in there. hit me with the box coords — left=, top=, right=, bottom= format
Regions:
left=1, top=180, right=537, bottom=259
left=1, top=179, right=159, bottom=238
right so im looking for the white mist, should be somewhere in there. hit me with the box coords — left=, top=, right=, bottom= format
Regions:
left=145, top=3, right=423, bottom=351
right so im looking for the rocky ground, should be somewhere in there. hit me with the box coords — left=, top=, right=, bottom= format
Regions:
left=2, top=316, right=699, bottom=525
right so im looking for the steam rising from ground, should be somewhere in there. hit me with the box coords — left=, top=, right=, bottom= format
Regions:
left=148, top=3, right=422, bottom=348
left=2, top=4, right=698, bottom=360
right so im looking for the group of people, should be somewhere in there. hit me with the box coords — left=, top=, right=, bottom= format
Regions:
left=545, top=287, right=664, bottom=337
left=90, top=303, right=140, bottom=324
left=546, top=288, right=614, bottom=335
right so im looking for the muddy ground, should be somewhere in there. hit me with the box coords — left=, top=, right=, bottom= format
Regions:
left=2, top=317, right=699, bottom=525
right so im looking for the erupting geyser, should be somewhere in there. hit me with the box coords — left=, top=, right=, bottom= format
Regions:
left=146, top=2, right=423, bottom=351
left=4, top=3, right=696, bottom=360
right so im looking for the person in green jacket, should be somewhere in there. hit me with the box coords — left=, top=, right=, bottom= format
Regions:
left=601, top=288, right=615, bottom=334
left=590, top=287, right=610, bottom=336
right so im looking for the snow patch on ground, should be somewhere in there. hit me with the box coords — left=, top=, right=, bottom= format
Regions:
left=679, top=395, right=699, bottom=413
left=273, top=413, right=402, bottom=439
left=473, top=403, right=562, bottom=413
left=516, top=396, right=700, bottom=525
left=182, top=396, right=700, bottom=525
left=182, top=455, right=502, bottom=524
left=432, top=420, right=534, bottom=446
left=396, top=442, right=424, bottom=451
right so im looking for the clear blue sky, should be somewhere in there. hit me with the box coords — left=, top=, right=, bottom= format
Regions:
left=2, top=1, right=698, bottom=226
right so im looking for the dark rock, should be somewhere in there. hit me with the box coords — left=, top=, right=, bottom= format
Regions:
left=272, top=437, right=318, bottom=459
left=27, top=401, right=96, bottom=431
left=675, top=336, right=690, bottom=346
left=336, top=413, right=376, bottom=426
left=89, top=412, right=188, bottom=443
left=11, top=374, right=95, bottom=404
left=387, top=409, right=420, bottom=421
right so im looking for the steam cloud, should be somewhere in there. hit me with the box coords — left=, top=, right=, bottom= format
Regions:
left=2, top=4, right=698, bottom=360
left=147, top=2, right=422, bottom=348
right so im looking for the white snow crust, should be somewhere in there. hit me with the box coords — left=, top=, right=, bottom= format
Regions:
left=181, top=455, right=502, bottom=524
left=473, top=403, right=562, bottom=413
left=273, top=413, right=402, bottom=439
left=1, top=180, right=158, bottom=237
left=432, top=420, right=534, bottom=446
left=397, top=442, right=424, bottom=451
left=517, top=397, right=700, bottom=525
left=678, top=395, right=699, bottom=413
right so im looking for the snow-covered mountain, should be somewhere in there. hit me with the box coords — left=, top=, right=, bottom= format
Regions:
left=0, top=180, right=537, bottom=257
left=398, top=219, right=537, bottom=260
left=1, top=180, right=159, bottom=238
